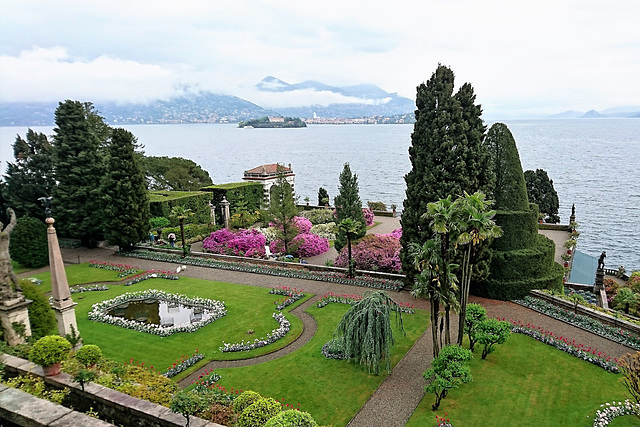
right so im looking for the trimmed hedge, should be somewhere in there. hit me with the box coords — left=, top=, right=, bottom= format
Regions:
left=491, top=205, right=539, bottom=251
left=149, top=191, right=212, bottom=226
left=473, top=264, right=564, bottom=301
left=20, top=280, right=56, bottom=339
left=201, top=182, right=264, bottom=219
left=237, top=397, right=281, bottom=427
left=9, top=216, right=49, bottom=268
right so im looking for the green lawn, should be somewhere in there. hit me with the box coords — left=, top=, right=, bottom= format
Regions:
left=407, top=333, right=636, bottom=427
left=11, top=260, right=31, bottom=275
left=210, top=303, right=430, bottom=427
left=28, top=263, right=142, bottom=294
left=72, top=276, right=306, bottom=373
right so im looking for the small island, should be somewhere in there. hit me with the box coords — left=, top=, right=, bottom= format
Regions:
left=238, top=116, right=307, bottom=128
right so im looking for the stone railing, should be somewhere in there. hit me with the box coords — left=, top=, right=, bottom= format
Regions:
left=0, top=354, right=223, bottom=427
left=529, top=289, right=640, bottom=336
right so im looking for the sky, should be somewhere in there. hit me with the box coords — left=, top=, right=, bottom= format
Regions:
left=1, top=0, right=639, bottom=118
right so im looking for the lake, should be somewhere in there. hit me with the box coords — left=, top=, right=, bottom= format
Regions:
left=1, top=119, right=638, bottom=270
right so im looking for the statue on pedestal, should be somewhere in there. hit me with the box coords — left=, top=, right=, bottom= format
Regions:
left=597, top=251, right=606, bottom=271
left=0, top=208, right=22, bottom=301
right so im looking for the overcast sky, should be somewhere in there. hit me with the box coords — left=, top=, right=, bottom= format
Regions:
left=1, top=0, right=639, bottom=118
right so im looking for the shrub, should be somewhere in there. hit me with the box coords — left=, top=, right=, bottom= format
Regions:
left=19, top=280, right=56, bottom=339
left=270, top=233, right=329, bottom=258
left=170, top=390, right=205, bottom=427
left=237, top=397, right=281, bottom=427
left=264, top=409, right=319, bottom=427
left=9, top=216, right=49, bottom=268
left=233, top=390, right=262, bottom=414
left=362, top=208, right=374, bottom=226
left=258, top=227, right=279, bottom=244
left=310, top=222, right=336, bottom=240
left=30, top=335, right=72, bottom=366
left=367, top=201, right=387, bottom=211
left=202, top=228, right=266, bottom=257
left=300, top=208, right=334, bottom=225
left=334, top=234, right=401, bottom=273
left=293, top=216, right=313, bottom=233
left=75, top=344, right=103, bottom=367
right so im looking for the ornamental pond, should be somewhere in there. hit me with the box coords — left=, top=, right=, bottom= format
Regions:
left=107, top=298, right=210, bottom=327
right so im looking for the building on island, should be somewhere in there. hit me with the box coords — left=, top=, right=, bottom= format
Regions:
left=242, top=163, right=295, bottom=203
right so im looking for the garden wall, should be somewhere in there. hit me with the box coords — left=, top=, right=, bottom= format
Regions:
left=0, top=355, right=224, bottom=427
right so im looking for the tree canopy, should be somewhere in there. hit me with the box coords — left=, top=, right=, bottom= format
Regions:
left=268, top=170, right=299, bottom=255
left=142, top=156, right=213, bottom=191
left=334, top=163, right=366, bottom=252
left=524, top=169, right=560, bottom=223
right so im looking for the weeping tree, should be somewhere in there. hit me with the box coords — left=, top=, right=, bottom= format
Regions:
left=333, top=290, right=405, bottom=375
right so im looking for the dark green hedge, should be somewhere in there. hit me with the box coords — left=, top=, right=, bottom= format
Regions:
left=9, top=216, right=49, bottom=268
left=149, top=191, right=213, bottom=226
left=471, top=263, right=564, bottom=300
left=201, top=182, right=264, bottom=218
left=491, top=204, right=539, bottom=251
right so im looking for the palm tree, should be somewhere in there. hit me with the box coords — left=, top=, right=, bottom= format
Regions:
left=454, top=192, right=502, bottom=346
left=614, top=288, right=640, bottom=315
left=170, top=206, right=194, bottom=258
left=422, top=196, right=462, bottom=345
left=338, top=218, right=361, bottom=278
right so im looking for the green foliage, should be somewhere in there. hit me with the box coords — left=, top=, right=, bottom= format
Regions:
left=367, top=201, right=387, bottom=211
left=170, top=390, right=206, bottom=427
left=524, top=169, right=560, bottom=223
left=73, top=369, right=96, bottom=392
left=162, top=223, right=215, bottom=242
left=264, top=410, right=319, bottom=427
left=149, top=191, right=212, bottom=226
left=464, top=303, right=487, bottom=352
left=317, top=187, right=330, bottom=206
left=300, top=208, right=334, bottom=225
left=233, top=390, right=263, bottom=414
left=486, top=123, right=529, bottom=211
left=9, top=216, right=48, bottom=268
left=30, top=335, right=72, bottom=366
left=268, top=171, right=300, bottom=255
left=3, top=129, right=56, bottom=220
left=424, top=345, right=473, bottom=410
left=236, top=397, right=282, bottom=427
left=103, top=128, right=150, bottom=250
left=143, top=156, right=213, bottom=191
left=149, top=217, right=170, bottom=230
left=490, top=207, right=539, bottom=251
left=202, top=182, right=264, bottom=218
left=401, top=65, right=493, bottom=284
left=238, top=116, right=306, bottom=128
left=75, top=344, right=103, bottom=367
left=613, top=288, right=640, bottom=314
left=19, top=280, right=56, bottom=339
left=52, top=100, right=107, bottom=245
left=333, top=290, right=404, bottom=375
left=475, top=318, right=511, bottom=359
left=334, top=163, right=366, bottom=252
left=4, top=374, right=70, bottom=404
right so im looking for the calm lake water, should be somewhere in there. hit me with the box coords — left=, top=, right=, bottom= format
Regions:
left=1, top=119, right=638, bottom=270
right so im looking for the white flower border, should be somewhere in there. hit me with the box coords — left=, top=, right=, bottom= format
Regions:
left=220, top=312, right=290, bottom=352
left=593, top=400, right=640, bottom=426
left=88, top=289, right=226, bottom=337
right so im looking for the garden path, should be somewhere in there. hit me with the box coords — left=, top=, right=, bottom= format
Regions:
left=22, top=246, right=639, bottom=427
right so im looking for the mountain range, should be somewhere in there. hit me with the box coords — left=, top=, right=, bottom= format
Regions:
left=0, top=77, right=416, bottom=126
left=548, top=106, right=640, bottom=119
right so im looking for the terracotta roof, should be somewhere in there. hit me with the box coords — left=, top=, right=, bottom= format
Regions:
left=243, top=163, right=292, bottom=175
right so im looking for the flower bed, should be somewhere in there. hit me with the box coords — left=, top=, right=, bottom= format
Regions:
left=88, top=289, right=226, bottom=337
left=593, top=400, right=640, bottom=426
left=508, top=320, right=620, bottom=373
left=220, top=312, right=290, bottom=352
left=163, top=350, right=204, bottom=378
left=317, top=291, right=415, bottom=314
left=71, top=285, right=110, bottom=293
left=120, top=250, right=404, bottom=291
left=515, top=296, right=640, bottom=350
left=269, top=286, right=305, bottom=311
left=89, top=260, right=138, bottom=277
left=192, top=369, right=223, bottom=393
left=123, top=270, right=179, bottom=286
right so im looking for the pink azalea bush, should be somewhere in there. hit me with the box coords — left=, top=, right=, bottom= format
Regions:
left=270, top=233, right=329, bottom=257
left=335, top=234, right=401, bottom=273
left=362, top=208, right=375, bottom=226
left=293, top=216, right=313, bottom=233
left=202, top=228, right=266, bottom=257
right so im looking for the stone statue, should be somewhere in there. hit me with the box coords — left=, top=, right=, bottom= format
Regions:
left=38, top=196, right=53, bottom=218
left=0, top=208, right=22, bottom=300
left=597, top=251, right=606, bottom=270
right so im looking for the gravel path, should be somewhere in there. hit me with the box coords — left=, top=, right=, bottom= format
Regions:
left=22, top=246, right=639, bottom=427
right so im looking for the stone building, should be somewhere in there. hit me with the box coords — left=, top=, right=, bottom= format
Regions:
left=242, top=163, right=295, bottom=203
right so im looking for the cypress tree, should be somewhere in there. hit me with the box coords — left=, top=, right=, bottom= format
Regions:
left=103, top=128, right=150, bottom=250
left=400, top=65, right=492, bottom=282
left=524, top=169, right=560, bottom=223
left=334, top=163, right=366, bottom=252
left=52, top=100, right=107, bottom=245
left=4, top=129, right=55, bottom=220
left=268, top=169, right=299, bottom=255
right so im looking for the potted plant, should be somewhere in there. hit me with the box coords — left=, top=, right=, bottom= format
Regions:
left=30, top=335, right=72, bottom=376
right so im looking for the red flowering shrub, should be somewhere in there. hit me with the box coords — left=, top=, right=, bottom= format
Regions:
left=202, top=228, right=266, bottom=257
left=335, top=234, right=401, bottom=273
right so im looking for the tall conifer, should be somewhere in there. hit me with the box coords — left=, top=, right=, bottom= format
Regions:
left=52, top=100, right=107, bottom=244
left=103, top=128, right=150, bottom=249
left=334, top=163, right=366, bottom=252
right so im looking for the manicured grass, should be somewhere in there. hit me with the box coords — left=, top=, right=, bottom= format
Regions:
left=210, top=303, right=430, bottom=427
left=72, top=276, right=306, bottom=373
left=28, top=263, right=142, bottom=294
left=11, top=260, right=32, bottom=274
left=407, top=333, right=635, bottom=427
